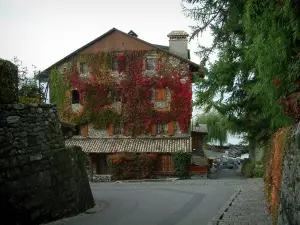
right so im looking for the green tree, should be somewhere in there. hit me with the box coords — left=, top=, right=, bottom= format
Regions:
left=12, top=57, right=45, bottom=103
left=182, top=0, right=299, bottom=145
left=183, top=0, right=272, bottom=144
left=196, top=113, right=229, bottom=146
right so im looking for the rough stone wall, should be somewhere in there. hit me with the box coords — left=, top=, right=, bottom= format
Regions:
left=0, top=104, right=94, bottom=224
left=278, top=123, right=300, bottom=225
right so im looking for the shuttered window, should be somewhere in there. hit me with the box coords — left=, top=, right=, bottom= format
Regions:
left=155, top=88, right=167, bottom=102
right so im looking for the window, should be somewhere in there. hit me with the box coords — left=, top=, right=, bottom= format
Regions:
left=146, top=57, right=155, bottom=71
left=156, top=123, right=163, bottom=134
left=79, top=62, right=89, bottom=74
left=112, top=57, right=118, bottom=71
left=113, top=123, right=122, bottom=135
left=72, top=90, right=80, bottom=104
left=63, top=67, right=67, bottom=73
left=111, top=91, right=121, bottom=102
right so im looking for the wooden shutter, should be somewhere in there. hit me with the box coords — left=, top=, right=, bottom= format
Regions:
left=155, top=88, right=167, bottom=102
left=168, top=121, right=174, bottom=136
left=155, top=57, right=159, bottom=71
left=151, top=124, right=157, bottom=136
left=82, top=124, right=88, bottom=137
left=161, top=88, right=167, bottom=101
left=124, top=122, right=129, bottom=136
left=155, top=88, right=160, bottom=101
left=142, top=58, right=146, bottom=71
left=108, top=123, right=113, bottom=136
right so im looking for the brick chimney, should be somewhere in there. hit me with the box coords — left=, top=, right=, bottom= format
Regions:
left=167, top=31, right=189, bottom=59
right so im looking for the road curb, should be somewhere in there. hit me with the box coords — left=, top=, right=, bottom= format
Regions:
left=115, top=177, right=179, bottom=183
left=42, top=200, right=108, bottom=225
left=207, top=189, right=241, bottom=225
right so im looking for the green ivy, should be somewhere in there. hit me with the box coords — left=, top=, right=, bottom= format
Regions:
left=172, top=151, right=192, bottom=179
left=91, top=109, right=121, bottom=129
left=50, top=68, right=69, bottom=108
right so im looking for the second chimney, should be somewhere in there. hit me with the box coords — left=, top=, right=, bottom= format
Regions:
left=167, top=31, right=189, bottom=59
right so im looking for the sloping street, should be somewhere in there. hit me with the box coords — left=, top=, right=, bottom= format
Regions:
left=45, top=170, right=271, bottom=225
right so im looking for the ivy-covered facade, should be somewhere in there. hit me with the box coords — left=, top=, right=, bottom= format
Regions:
left=44, top=28, right=203, bottom=176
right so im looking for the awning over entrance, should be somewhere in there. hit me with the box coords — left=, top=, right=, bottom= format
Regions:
left=65, top=137, right=191, bottom=153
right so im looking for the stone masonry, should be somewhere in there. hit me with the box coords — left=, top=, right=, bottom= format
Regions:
left=0, top=104, right=94, bottom=224
left=278, top=123, right=300, bottom=225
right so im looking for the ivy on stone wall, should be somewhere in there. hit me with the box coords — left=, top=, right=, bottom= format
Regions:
left=50, top=50, right=193, bottom=133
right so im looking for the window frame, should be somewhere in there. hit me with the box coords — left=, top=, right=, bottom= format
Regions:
left=145, top=57, right=156, bottom=71
left=71, top=90, right=80, bottom=104
left=113, top=123, right=123, bottom=135
left=156, top=123, right=163, bottom=134
left=112, top=56, right=118, bottom=71
left=79, top=62, right=89, bottom=74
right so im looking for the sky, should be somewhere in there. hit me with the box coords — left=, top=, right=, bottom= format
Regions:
left=0, top=0, right=241, bottom=144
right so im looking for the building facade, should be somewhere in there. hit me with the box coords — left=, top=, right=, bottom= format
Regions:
left=43, top=28, right=202, bottom=176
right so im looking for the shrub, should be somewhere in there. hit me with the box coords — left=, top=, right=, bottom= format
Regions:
left=19, top=96, right=40, bottom=103
left=108, top=153, right=157, bottom=180
left=241, top=159, right=255, bottom=178
left=0, top=59, right=18, bottom=103
left=252, top=164, right=264, bottom=178
left=172, top=151, right=192, bottom=179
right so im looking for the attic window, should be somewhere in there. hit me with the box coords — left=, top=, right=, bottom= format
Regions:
left=79, top=62, right=89, bottom=74
left=146, top=57, right=155, bottom=71
left=72, top=90, right=80, bottom=104
left=112, top=57, right=118, bottom=71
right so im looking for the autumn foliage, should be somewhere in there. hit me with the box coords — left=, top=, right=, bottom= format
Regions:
left=108, top=153, right=158, bottom=180
left=51, top=50, right=192, bottom=134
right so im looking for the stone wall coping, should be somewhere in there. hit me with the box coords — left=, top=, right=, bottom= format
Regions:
left=0, top=103, right=57, bottom=109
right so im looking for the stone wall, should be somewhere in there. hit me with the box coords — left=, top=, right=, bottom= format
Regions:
left=278, top=123, right=300, bottom=225
left=0, top=104, right=94, bottom=224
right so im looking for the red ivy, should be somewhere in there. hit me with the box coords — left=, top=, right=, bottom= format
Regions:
left=70, top=51, right=192, bottom=134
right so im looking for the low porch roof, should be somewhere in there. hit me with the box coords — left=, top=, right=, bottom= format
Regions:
left=65, top=137, right=191, bottom=153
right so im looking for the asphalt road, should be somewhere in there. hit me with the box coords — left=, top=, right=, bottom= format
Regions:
left=52, top=180, right=235, bottom=225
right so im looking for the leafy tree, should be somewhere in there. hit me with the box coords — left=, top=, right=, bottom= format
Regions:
left=196, top=113, right=229, bottom=146
left=182, top=0, right=299, bottom=145
left=12, top=57, right=45, bottom=103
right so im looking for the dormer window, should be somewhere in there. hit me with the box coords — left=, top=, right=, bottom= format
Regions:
left=79, top=62, right=89, bottom=74
left=146, top=57, right=155, bottom=71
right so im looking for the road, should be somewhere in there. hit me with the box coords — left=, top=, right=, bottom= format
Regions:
left=47, top=169, right=244, bottom=225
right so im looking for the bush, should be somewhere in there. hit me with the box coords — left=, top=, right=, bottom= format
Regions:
left=241, top=160, right=264, bottom=178
left=0, top=59, right=18, bottom=103
left=19, top=96, right=40, bottom=103
left=252, top=163, right=264, bottom=178
left=241, top=159, right=255, bottom=177
left=172, top=151, right=192, bottom=179
left=108, top=153, right=157, bottom=180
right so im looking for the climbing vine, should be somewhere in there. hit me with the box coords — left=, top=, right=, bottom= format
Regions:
left=264, top=126, right=289, bottom=223
left=50, top=50, right=192, bottom=134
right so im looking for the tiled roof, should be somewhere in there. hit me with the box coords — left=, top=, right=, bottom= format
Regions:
left=65, top=137, right=191, bottom=153
left=192, top=124, right=208, bottom=133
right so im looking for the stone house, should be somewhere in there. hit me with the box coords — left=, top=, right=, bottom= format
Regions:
left=41, top=28, right=207, bottom=176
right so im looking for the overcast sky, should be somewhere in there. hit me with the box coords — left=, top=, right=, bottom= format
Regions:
left=0, top=0, right=241, bottom=144
left=0, top=0, right=214, bottom=71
